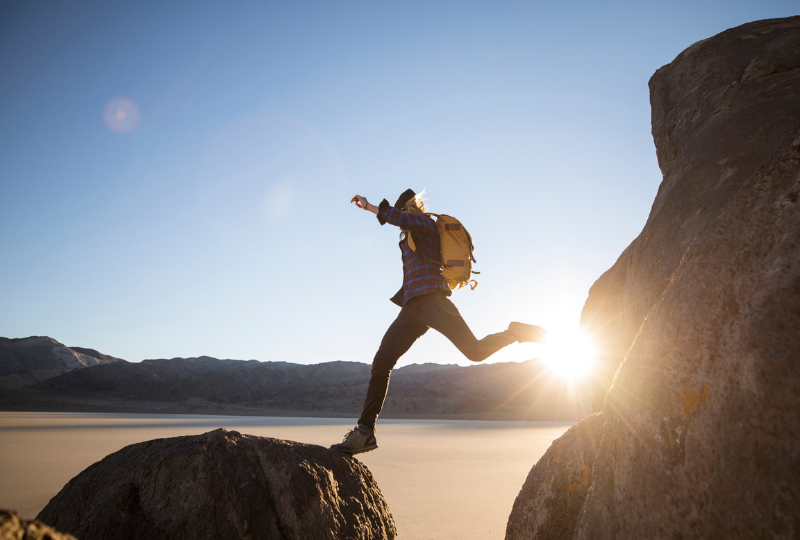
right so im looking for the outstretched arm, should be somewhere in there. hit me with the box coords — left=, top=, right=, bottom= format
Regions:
left=351, top=195, right=379, bottom=215
left=350, top=194, right=436, bottom=233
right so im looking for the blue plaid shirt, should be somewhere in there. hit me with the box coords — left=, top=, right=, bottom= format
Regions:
left=376, top=199, right=451, bottom=306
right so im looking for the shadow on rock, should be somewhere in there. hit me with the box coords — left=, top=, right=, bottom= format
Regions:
left=36, top=428, right=396, bottom=540
left=506, top=413, right=605, bottom=540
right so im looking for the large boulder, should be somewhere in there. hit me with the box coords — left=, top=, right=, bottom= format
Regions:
left=509, top=16, right=800, bottom=539
left=37, top=429, right=396, bottom=540
left=581, top=16, right=800, bottom=414
left=0, top=510, right=77, bottom=540
left=505, top=413, right=605, bottom=540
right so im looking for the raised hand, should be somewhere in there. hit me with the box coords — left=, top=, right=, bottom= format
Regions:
left=351, top=195, right=369, bottom=209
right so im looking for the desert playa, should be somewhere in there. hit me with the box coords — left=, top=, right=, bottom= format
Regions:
left=0, top=412, right=571, bottom=540
left=2, top=3, right=799, bottom=539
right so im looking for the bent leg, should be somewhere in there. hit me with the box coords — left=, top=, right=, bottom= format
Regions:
left=357, top=308, right=428, bottom=429
left=422, top=293, right=516, bottom=362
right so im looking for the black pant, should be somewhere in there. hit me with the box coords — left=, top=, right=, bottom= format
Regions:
left=357, top=290, right=517, bottom=429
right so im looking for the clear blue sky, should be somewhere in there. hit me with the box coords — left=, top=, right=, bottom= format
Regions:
left=1, top=1, right=796, bottom=366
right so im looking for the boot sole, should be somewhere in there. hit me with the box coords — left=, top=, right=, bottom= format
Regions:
left=331, top=443, right=378, bottom=455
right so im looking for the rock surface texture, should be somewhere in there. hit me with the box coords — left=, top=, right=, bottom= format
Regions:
left=509, top=16, right=800, bottom=540
left=37, top=429, right=396, bottom=540
left=505, top=413, right=604, bottom=540
left=0, top=509, right=77, bottom=540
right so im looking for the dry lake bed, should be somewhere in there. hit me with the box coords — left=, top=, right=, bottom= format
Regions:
left=0, top=412, right=571, bottom=540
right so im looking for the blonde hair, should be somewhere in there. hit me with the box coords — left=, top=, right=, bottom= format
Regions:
left=403, top=188, right=428, bottom=214
left=400, top=189, right=428, bottom=241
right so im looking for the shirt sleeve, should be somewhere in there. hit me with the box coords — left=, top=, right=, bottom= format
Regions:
left=376, top=199, right=437, bottom=233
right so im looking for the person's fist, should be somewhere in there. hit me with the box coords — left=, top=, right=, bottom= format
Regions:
left=351, top=195, right=369, bottom=209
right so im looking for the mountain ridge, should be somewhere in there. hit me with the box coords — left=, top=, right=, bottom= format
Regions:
left=0, top=335, right=589, bottom=421
left=0, top=336, right=123, bottom=390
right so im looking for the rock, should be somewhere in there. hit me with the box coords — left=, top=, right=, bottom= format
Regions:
left=0, top=509, right=77, bottom=540
left=505, top=413, right=605, bottom=540
left=509, top=16, right=800, bottom=540
left=36, top=428, right=396, bottom=540
left=580, top=16, right=800, bottom=414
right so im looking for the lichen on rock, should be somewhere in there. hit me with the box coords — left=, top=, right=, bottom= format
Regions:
left=0, top=509, right=77, bottom=540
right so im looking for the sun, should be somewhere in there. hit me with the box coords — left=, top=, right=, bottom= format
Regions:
left=538, top=326, right=596, bottom=381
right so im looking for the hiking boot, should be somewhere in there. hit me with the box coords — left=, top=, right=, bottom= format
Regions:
left=330, top=427, right=378, bottom=455
left=508, top=322, right=548, bottom=343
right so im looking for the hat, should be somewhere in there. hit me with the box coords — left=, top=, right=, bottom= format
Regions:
left=395, top=188, right=416, bottom=210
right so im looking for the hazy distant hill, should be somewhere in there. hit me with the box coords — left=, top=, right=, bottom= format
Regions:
left=0, top=336, right=124, bottom=390
left=36, top=356, right=369, bottom=408
left=0, top=337, right=590, bottom=421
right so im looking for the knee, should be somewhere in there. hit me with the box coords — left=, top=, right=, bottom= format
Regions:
left=370, top=363, right=393, bottom=380
left=464, top=348, right=489, bottom=363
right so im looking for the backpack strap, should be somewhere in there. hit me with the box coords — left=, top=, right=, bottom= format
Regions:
left=406, top=215, right=444, bottom=269
left=416, top=250, right=445, bottom=269
left=413, top=212, right=480, bottom=290
left=409, top=212, right=476, bottom=270
left=407, top=236, right=444, bottom=268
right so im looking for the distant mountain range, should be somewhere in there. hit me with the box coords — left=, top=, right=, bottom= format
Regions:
left=0, top=336, right=124, bottom=389
left=0, top=336, right=590, bottom=421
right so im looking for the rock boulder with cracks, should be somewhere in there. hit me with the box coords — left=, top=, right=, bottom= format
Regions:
left=37, top=428, right=396, bottom=540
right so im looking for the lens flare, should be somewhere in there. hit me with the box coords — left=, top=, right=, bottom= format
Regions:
left=102, top=97, right=140, bottom=133
left=538, top=328, right=596, bottom=381
left=197, top=113, right=348, bottom=260
left=265, top=177, right=294, bottom=219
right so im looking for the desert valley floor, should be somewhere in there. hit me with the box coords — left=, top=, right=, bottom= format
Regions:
left=0, top=412, right=571, bottom=540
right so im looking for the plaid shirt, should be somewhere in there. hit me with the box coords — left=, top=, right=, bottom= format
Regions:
left=377, top=199, right=451, bottom=306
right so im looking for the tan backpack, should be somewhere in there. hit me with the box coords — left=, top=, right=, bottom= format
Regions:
left=407, top=213, right=479, bottom=290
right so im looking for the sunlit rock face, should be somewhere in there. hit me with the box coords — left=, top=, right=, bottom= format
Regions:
left=509, top=16, right=800, bottom=539
left=37, top=429, right=397, bottom=540
left=581, top=16, right=800, bottom=415
left=506, top=413, right=604, bottom=540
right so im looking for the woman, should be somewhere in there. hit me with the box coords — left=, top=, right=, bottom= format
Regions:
left=331, top=189, right=547, bottom=454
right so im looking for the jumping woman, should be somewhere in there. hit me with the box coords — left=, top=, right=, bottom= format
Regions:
left=330, top=189, right=548, bottom=454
